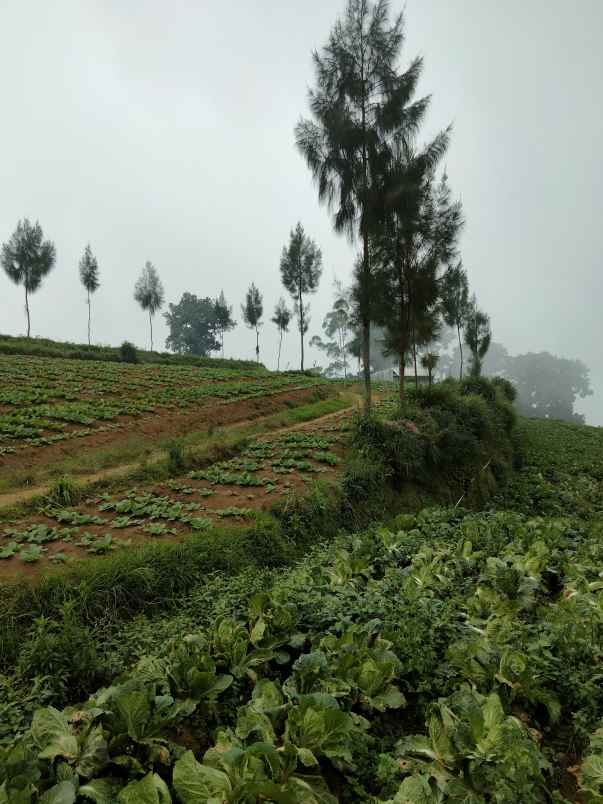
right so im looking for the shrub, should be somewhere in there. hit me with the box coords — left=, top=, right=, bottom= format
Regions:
left=16, top=602, right=99, bottom=702
left=166, top=439, right=185, bottom=473
left=46, top=475, right=79, bottom=507
left=459, top=375, right=497, bottom=403
left=492, top=375, right=518, bottom=403
left=119, top=340, right=138, bottom=363
left=352, top=414, right=428, bottom=488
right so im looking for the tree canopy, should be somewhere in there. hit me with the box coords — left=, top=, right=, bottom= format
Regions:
left=213, top=291, right=236, bottom=357
left=279, top=222, right=322, bottom=371
left=79, top=244, right=100, bottom=345
left=1, top=218, right=56, bottom=337
left=242, top=283, right=264, bottom=363
left=134, top=261, right=164, bottom=350
left=296, top=0, right=431, bottom=409
left=271, top=297, right=291, bottom=371
left=164, top=293, right=221, bottom=356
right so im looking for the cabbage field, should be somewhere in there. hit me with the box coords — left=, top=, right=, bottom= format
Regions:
left=0, top=356, right=328, bottom=457
left=1, top=384, right=602, bottom=802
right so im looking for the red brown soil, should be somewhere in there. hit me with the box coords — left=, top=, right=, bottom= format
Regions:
left=0, top=385, right=326, bottom=479
left=0, top=407, right=352, bottom=582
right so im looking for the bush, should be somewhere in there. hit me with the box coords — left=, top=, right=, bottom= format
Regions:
left=166, top=440, right=185, bottom=473
left=119, top=340, right=138, bottom=364
left=46, top=475, right=79, bottom=507
left=352, top=414, right=428, bottom=488
left=16, top=602, right=99, bottom=702
left=459, top=376, right=497, bottom=403
left=492, top=375, right=518, bottom=403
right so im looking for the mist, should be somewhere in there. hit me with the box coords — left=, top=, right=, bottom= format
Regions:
left=1, top=0, right=601, bottom=422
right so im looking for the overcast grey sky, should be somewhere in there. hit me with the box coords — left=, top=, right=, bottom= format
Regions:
left=1, top=0, right=601, bottom=422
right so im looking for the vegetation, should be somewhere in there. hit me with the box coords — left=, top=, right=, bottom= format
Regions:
left=271, top=298, right=291, bottom=372
left=1, top=394, right=602, bottom=800
left=78, top=245, right=100, bottom=346
left=0, top=334, right=260, bottom=371
left=1, top=220, right=56, bottom=338
left=134, top=262, right=165, bottom=351
left=310, top=282, right=354, bottom=378
left=214, top=291, right=236, bottom=358
left=279, top=223, right=323, bottom=371
left=164, top=294, right=222, bottom=357
left=242, top=283, right=264, bottom=364
left=464, top=295, right=492, bottom=377
left=0, top=354, right=327, bottom=459
left=439, top=261, right=470, bottom=378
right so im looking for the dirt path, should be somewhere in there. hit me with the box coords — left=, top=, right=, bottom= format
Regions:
left=0, top=395, right=359, bottom=510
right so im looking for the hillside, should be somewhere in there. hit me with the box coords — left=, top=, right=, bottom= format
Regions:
left=1, top=378, right=601, bottom=801
left=0, top=351, right=335, bottom=493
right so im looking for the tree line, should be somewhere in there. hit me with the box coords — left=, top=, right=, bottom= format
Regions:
left=0, top=218, right=326, bottom=367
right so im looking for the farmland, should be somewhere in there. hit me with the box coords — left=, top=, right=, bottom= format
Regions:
left=0, top=355, right=335, bottom=491
left=1, top=369, right=602, bottom=802
left=0, top=409, right=350, bottom=578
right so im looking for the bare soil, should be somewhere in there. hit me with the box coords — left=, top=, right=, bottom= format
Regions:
left=0, top=385, right=327, bottom=492
left=0, top=407, right=353, bottom=581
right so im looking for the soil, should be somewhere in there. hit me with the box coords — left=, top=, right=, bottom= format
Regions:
left=0, top=406, right=353, bottom=582
left=0, top=385, right=328, bottom=493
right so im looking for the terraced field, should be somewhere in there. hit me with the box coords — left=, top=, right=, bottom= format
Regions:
left=0, top=409, right=352, bottom=578
left=0, top=355, right=333, bottom=487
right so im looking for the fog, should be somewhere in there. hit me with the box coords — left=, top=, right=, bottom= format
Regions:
left=1, top=0, right=601, bottom=422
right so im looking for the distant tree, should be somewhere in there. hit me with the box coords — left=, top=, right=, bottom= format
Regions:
left=504, top=352, right=592, bottom=423
left=310, top=281, right=354, bottom=378
left=464, top=296, right=491, bottom=377
left=271, top=297, right=291, bottom=372
left=279, top=223, right=322, bottom=371
left=442, top=340, right=593, bottom=424
left=164, top=293, right=221, bottom=356
left=79, top=244, right=100, bottom=345
left=1, top=218, right=56, bottom=337
left=134, top=261, right=164, bottom=351
left=213, top=290, right=236, bottom=357
left=241, top=283, right=263, bottom=363
left=440, top=261, right=470, bottom=378
left=420, top=352, right=439, bottom=387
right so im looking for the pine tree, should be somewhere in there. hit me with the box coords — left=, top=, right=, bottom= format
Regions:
left=271, top=298, right=291, bottom=372
left=296, top=0, right=426, bottom=411
left=241, top=283, right=263, bottom=363
left=279, top=223, right=322, bottom=371
left=1, top=219, right=56, bottom=337
left=79, top=244, right=100, bottom=345
left=214, top=291, right=236, bottom=357
left=464, top=295, right=492, bottom=377
left=440, top=261, right=470, bottom=378
left=134, top=261, right=164, bottom=351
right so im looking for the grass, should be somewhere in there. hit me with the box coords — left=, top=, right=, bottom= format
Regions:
left=0, top=391, right=356, bottom=523
left=0, top=388, right=354, bottom=501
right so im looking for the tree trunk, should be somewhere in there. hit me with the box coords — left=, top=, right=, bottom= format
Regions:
left=428, top=368, right=433, bottom=388
left=399, top=352, right=406, bottom=403
left=457, top=322, right=463, bottom=379
left=149, top=311, right=153, bottom=351
left=361, top=230, right=372, bottom=414
left=299, top=290, right=304, bottom=372
left=255, top=327, right=260, bottom=364
left=87, top=290, right=91, bottom=345
left=277, top=330, right=283, bottom=372
left=412, top=318, right=418, bottom=389
left=25, top=286, right=30, bottom=338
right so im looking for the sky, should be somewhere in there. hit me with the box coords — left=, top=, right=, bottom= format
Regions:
left=1, top=0, right=601, bottom=423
